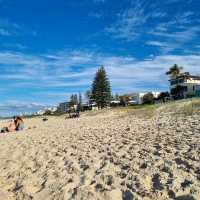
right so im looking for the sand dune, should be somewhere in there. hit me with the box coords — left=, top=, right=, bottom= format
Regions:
left=0, top=105, right=199, bottom=200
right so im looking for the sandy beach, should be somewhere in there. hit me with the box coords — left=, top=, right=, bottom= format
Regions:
left=0, top=103, right=200, bottom=200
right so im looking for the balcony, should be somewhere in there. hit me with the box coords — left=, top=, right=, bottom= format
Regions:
left=170, top=78, right=185, bottom=86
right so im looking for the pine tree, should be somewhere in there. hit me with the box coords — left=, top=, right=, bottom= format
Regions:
left=69, top=94, right=74, bottom=106
left=70, top=94, right=78, bottom=106
left=78, top=92, right=83, bottom=111
left=73, top=94, right=78, bottom=105
left=91, top=66, right=111, bottom=108
left=115, top=93, right=120, bottom=101
left=85, top=90, right=91, bottom=102
left=142, top=92, right=154, bottom=104
left=78, top=92, right=82, bottom=105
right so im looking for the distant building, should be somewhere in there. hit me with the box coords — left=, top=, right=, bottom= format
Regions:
left=57, top=102, right=70, bottom=113
left=169, top=73, right=200, bottom=99
left=110, top=100, right=120, bottom=107
left=82, top=102, right=98, bottom=111
left=127, top=92, right=161, bottom=105
left=37, top=110, right=45, bottom=115
left=47, top=107, right=57, bottom=112
left=131, top=93, right=146, bottom=104
left=36, top=107, right=57, bottom=115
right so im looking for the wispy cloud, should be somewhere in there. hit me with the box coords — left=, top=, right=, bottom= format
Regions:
left=88, top=12, right=104, bottom=19
left=0, top=18, right=38, bottom=38
left=105, top=0, right=199, bottom=54
left=2, top=43, right=27, bottom=50
left=0, top=28, right=11, bottom=36
left=147, top=8, right=200, bottom=53
left=105, top=0, right=151, bottom=41
left=0, top=19, right=20, bottom=37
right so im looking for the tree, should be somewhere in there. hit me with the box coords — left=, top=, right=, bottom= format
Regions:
left=119, top=95, right=131, bottom=106
left=74, top=94, right=78, bottom=105
left=85, top=90, right=91, bottom=103
left=114, top=93, right=120, bottom=101
left=91, top=66, right=111, bottom=108
left=43, top=109, right=52, bottom=115
left=78, top=92, right=82, bottom=105
left=78, top=92, right=83, bottom=111
left=166, top=64, right=183, bottom=79
left=69, top=94, right=78, bottom=106
left=142, top=92, right=154, bottom=104
left=157, top=92, right=170, bottom=102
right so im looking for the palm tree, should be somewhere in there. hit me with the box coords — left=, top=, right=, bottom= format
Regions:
left=166, top=64, right=183, bottom=79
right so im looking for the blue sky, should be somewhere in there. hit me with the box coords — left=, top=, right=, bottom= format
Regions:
left=0, top=0, right=200, bottom=116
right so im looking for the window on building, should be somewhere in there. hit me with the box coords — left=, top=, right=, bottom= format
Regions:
left=179, top=79, right=184, bottom=83
left=184, top=86, right=188, bottom=92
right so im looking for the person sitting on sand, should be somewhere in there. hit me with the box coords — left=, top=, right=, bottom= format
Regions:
left=14, top=116, right=24, bottom=131
left=76, top=104, right=80, bottom=118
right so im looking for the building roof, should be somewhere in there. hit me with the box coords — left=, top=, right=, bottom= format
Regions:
left=170, top=73, right=200, bottom=81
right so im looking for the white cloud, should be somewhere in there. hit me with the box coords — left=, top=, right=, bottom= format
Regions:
left=0, top=102, right=48, bottom=117
left=2, top=43, right=27, bottom=50
left=146, top=41, right=165, bottom=47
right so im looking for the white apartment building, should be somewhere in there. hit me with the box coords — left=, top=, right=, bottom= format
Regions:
left=170, top=73, right=200, bottom=98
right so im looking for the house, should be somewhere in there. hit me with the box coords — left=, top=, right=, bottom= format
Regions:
left=131, top=93, right=146, bottom=104
left=57, top=102, right=70, bottom=113
left=90, top=103, right=98, bottom=111
left=110, top=100, right=121, bottom=107
left=82, top=102, right=99, bottom=111
left=169, top=73, right=200, bottom=99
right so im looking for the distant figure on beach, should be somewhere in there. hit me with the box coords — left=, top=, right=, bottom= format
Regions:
left=68, top=105, right=80, bottom=119
left=0, top=116, right=24, bottom=133
left=76, top=104, right=80, bottom=118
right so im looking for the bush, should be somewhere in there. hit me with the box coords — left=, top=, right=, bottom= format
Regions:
left=157, top=92, right=170, bottom=102
left=43, top=110, right=52, bottom=115
left=142, top=92, right=154, bottom=104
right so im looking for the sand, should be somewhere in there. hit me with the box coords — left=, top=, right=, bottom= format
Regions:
left=0, top=107, right=199, bottom=200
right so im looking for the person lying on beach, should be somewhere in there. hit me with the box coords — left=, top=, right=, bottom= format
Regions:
left=1, top=120, right=17, bottom=133
left=0, top=116, right=24, bottom=133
